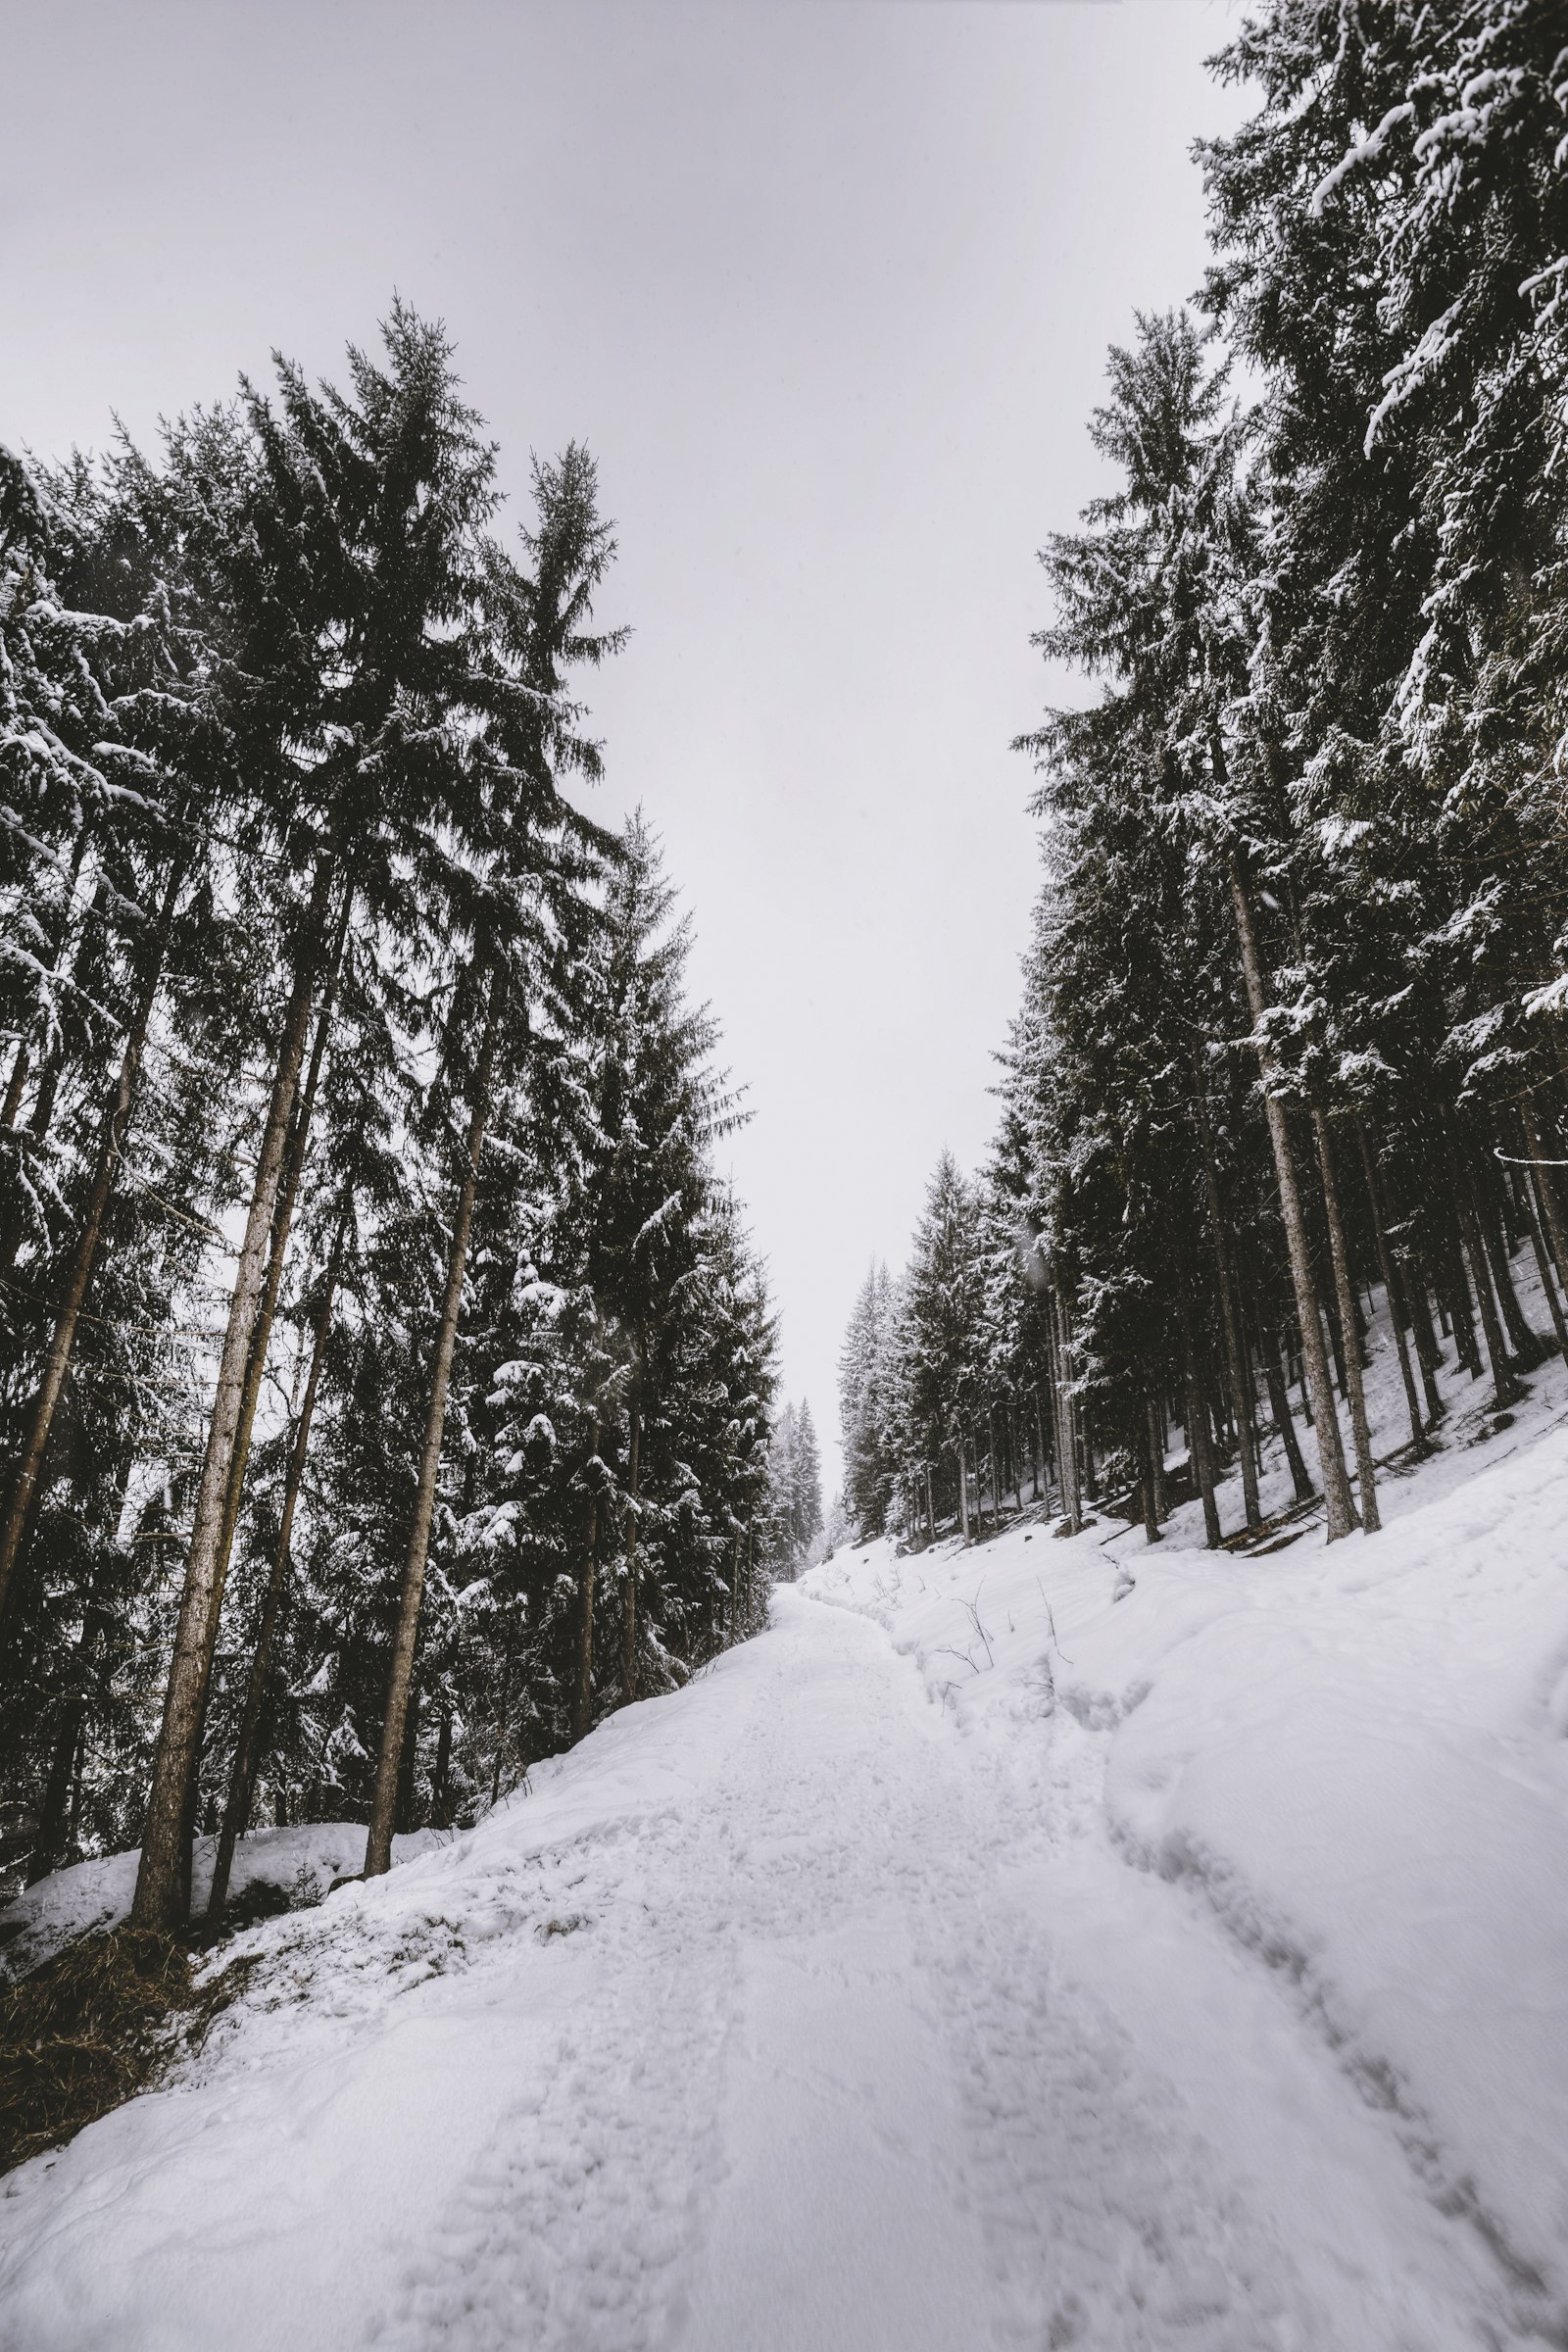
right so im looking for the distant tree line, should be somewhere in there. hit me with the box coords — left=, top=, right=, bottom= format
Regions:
left=842, top=5, right=1568, bottom=1552
left=0, top=306, right=781, bottom=1926
left=760, top=1398, right=823, bottom=1581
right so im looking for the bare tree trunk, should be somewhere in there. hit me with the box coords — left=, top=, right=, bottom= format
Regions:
left=206, top=1209, right=346, bottom=1929
left=1403, top=1262, right=1446, bottom=1416
left=1355, top=1119, right=1427, bottom=1453
left=575, top=1420, right=603, bottom=1737
left=1256, top=1315, right=1313, bottom=1503
left=1475, top=1155, right=1544, bottom=1365
left=621, top=1402, right=641, bottom=1704
left=175, top=883, right=353, bottom=1914
left=1190, top=1054, right=1261, bottom=1529
left=432, top=1704, right=454, bottom=1830
left=1311, top=1109, right=1379, bottom=1533
left=209, top=879, right=353, bottom=1619
left=956, top=1433, right=970, bottom=1544
left=1052, top=1278, right=1082, bottom=1532
left=1227, top=854, right=1356, bottom=1538
left=1179, top=1274, right=1221, bottom=1548
left=1433, top=1156, right=1483, bottom=1377
left=364, top=962, right=503, bottom=1881
left=28, top=1598, right=103, bottom=1885
left=1520, top=1146, right=1568, bottom=1360
left=1522, top=1097, right=1568, bottom=1290
left=1450, top=1142, right=1519, bottom=1415
left=0, top=856, right=187, bottom=1633
left=134, top=851, right=335, bottom=1930
left=1138, top=1379, right=1163, bottom=1544
left=1146, top=1389, right=1167, bottom=1522
left=986, top=1404, right=1000, bottom=1532
left=725, top=1525, right=741, bottom=1643
left=1032, top=1389, right=1044, bottom=1503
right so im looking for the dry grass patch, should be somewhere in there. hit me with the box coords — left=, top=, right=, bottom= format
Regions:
left=0, top=1927, right=197, bottom=2176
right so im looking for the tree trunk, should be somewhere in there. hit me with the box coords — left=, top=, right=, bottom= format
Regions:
left=1450, top=1144, right=1519, bottom=1415
left=0, top=856, right=187, bottom=1634
left=1227, top=853, right=1357, bottom=1538
left=956, top=1433, right=970, bottom=1544
left=1179, top=1273, right=1221, bottom=1548
left=1311, top=1109, right=1379, bottom=1533
left=432, top=1705, right=454, bottom=1830
left=1190, top=1053, right=1261, bottom=1528
left=621, top=1402, right=641, bottom=1704
left=181, top=881, right=352, bottom=1911
left=575, top=1419, right=602, bottom=1739
left=364, top=963, right=504, bottom=1880
left=205, top=1210, right=346, bottom=1928
left=1475, top=1153, right=1544, bottom=1364
left=1355, top=1120, right=1427, bottom=1453
left=209, top=879, right=354, bottom=1622
left=134, top=850, right=335, bottom=1930
left=986, top=1405, right=1000, bottom=1532
left=1146, top=1389, right=1167, bottom=1522
left=725, top=1525, right=741, bottom=1644
left=1053, top=1278, right=1082, bottom=1532
left=28, top=1609, right=100, bottom=1885
left=1138, top=1380, right=1162, bottom=1544
left=1396, top=1228, right=1448, bottom=1417
left=1434, top=1164, right=1483, bottom=1378
left=1256, top=1314, right=1313, bottom=1504
left=395, top=1679, right=421, bottom=1836
left=1520, top=1145, right=1568, bottom=1361
left=1522, top=1096, right=1568, bottom=1290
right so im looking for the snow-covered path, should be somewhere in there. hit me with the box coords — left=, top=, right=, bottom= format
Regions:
left=6, top=1540, right=1558, bottom=2352
left=675, top=1586, right=1535, bottom=2352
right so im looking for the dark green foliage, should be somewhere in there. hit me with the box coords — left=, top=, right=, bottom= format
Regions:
left=1, top=312, right=778, bottom=1898
left=856, top=4, right=1568, bottom=1555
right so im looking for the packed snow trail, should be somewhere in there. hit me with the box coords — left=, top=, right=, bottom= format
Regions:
left=5, top=1517, right=1561, bottom=2352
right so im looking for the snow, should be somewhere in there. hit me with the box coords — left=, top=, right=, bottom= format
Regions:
left=0, top=1823, right=444, bottom=1983
left=4, top=1279, right=1568, bottom=2347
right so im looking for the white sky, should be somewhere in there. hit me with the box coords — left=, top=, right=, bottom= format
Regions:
left=1, top=0, right=1246, bottom=1494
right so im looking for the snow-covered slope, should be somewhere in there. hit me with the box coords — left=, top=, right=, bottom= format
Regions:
left=4, top=1327, right=1568, bottom=2348
left=811, top=1438, right=1568, bottom=2339
left=0, top=1823, right=443, bottom=1983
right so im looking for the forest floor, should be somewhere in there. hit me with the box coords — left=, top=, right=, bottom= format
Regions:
left=4, top=1286, right=1568, bottom=2349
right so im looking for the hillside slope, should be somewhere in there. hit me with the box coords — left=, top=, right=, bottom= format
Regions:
left=3, top=1333, right=1567, bottom=2349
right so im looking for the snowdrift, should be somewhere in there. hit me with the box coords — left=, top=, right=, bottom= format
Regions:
left=811, top=1404, right=1568, bottom=2308
left=0, top=1822, right=444, bottom=1984
left=4, top=1290, right=1568, bottom=2346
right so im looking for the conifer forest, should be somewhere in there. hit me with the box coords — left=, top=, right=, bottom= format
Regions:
left=10, top=8, right=1568, bottom=2349
left=0, top=311, right=816, bottom=1927
left=842, top=7, right=1568, bottom=1569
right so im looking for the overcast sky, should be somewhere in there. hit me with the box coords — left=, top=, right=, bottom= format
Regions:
left=2, top=0, right=1246, bottom=1494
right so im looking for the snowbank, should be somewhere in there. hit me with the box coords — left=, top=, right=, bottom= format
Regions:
left=810, top=1393, right=1568, bottom=2308
left=4, top=1270, right=1568, bottom=2346
left=0, top=1822, right=443, bottom=1982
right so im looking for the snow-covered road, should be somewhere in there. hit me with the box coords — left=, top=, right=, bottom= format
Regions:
left=6, top=1509, right=1561, bottom=2352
